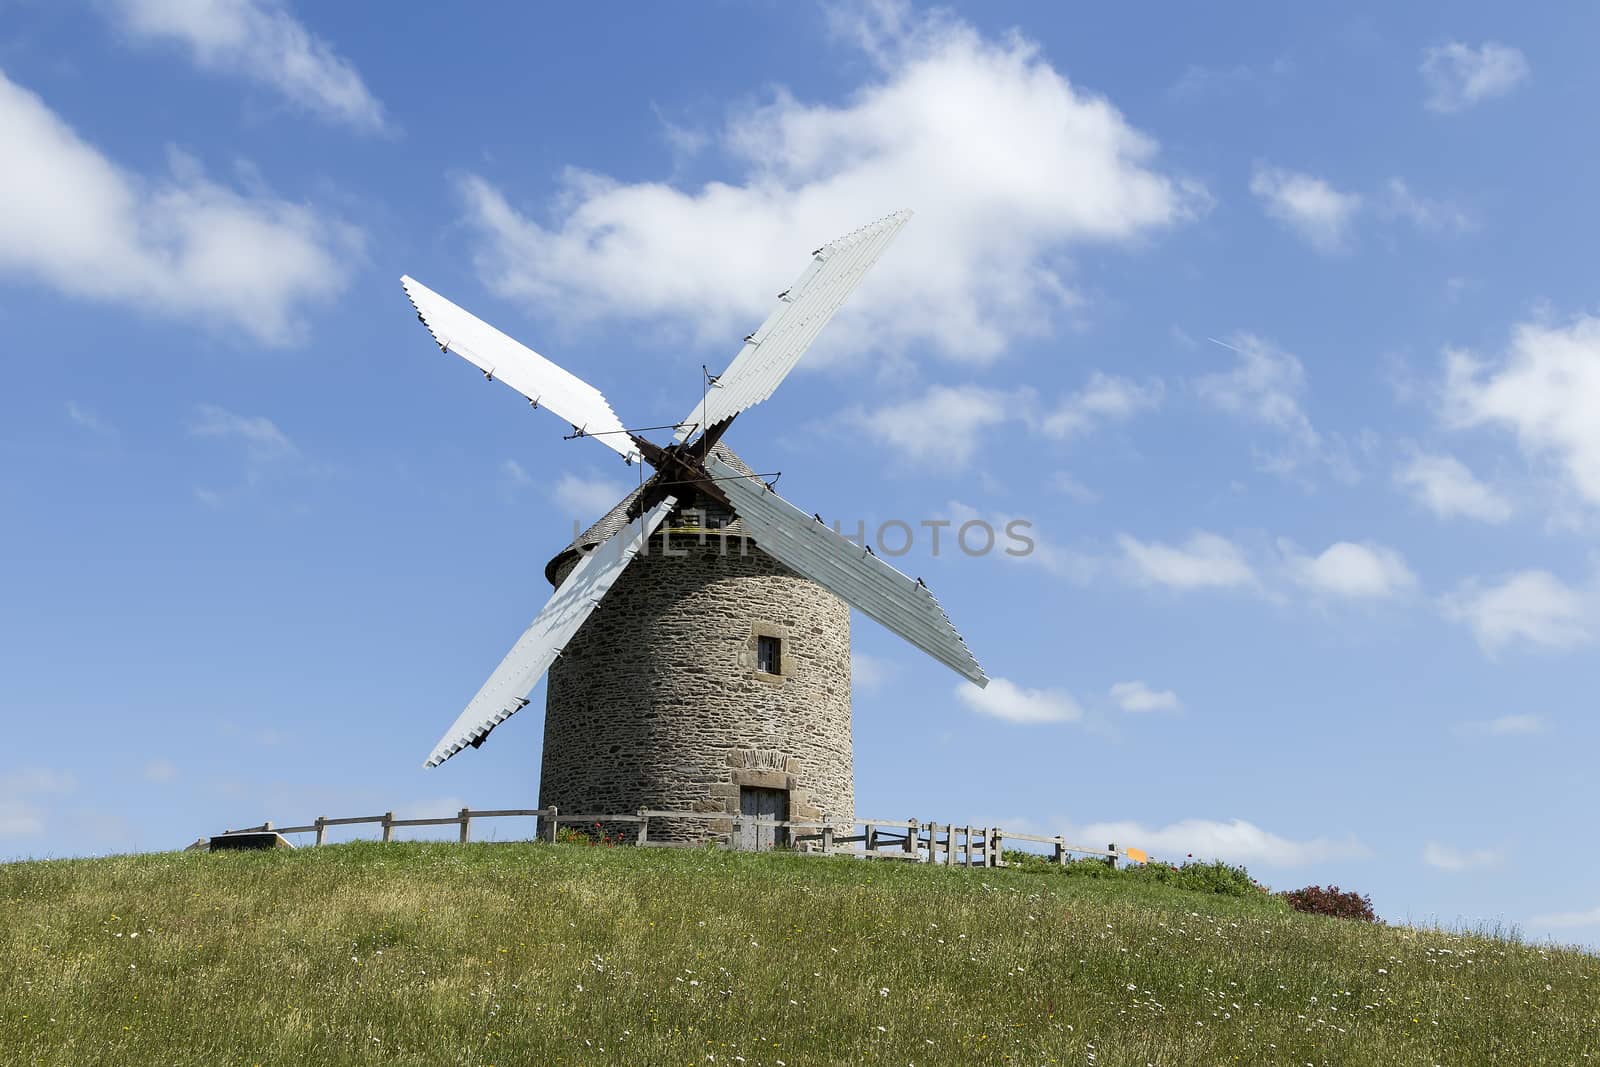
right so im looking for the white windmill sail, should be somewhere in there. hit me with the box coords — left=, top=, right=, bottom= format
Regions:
left=402, top=275, right=641, bottom=464
left=424, top=496, right=678, bottom=767
left=676, top=210, right=912, bottom=441
left=706, top=456, right=987, bottom=687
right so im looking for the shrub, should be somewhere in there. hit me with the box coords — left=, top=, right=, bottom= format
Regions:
left=1281, top=884, right=1377, bottom=922
left=1000, top=851, right=1274, bottom=901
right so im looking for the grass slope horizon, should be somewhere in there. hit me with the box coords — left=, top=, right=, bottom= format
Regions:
left=2, top=842, right=1596, bottom=1065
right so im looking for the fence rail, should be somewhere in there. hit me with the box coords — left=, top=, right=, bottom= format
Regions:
left=211, top=806, right=1134, bottom=869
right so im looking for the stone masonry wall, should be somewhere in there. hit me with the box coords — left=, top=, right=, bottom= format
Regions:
left=542, top=531, right=853, bottom=836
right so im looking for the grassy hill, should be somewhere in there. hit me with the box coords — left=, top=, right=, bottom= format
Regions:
left=2, top=841, right=1595, bottom=1065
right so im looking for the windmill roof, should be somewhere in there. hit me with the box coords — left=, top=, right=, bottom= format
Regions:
left=543, top=440, right=761, bottom=585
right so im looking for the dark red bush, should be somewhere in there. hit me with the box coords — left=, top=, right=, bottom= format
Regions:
left=1281, top=884, right=1377, bottom=922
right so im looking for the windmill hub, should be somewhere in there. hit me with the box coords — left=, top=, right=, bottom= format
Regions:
left=401, top=209, right=987, bottom=844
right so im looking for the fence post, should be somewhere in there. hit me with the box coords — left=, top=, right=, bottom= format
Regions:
left=544, top=805, right=559, bottom=844
left=866, top=823, right=878, bottom=852
left=314, top=816, right=327, bottom=847
left=991, top=828, right=1004, bottom=867
left=381, top=812, right=395, bottom=843
left=928, top=822, right=942, bottom=864
left=1054, top=835, right=1066, bottom=866
left=1106, top=842, right=1118, bottom=870
left=637, top=808, right=649, bottom=846
left=458, top=808, right=471, bottom=844
left=947, top=825, right=957, bottom=867
left=821, top=823, right=833, bottom=855
left=905, top=819, right=919, bottom=857
left=964, top=825, right=973, bottom=868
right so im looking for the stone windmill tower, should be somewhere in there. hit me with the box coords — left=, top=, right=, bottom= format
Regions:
left=401, top=212, right=987, bottom=838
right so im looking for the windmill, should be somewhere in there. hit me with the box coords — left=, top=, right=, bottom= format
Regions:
left=402, top=210, right=987, bottom=840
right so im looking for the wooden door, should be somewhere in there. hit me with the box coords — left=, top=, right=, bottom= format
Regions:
left=738, top=787, right=789, bottom=851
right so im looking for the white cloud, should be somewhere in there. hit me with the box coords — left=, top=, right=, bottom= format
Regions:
left=1117, top=531, right=1255, bottom=591
left=143, top=759, right=178, bottom=784
left=501, top=458, right=533, bottom=488
left=956, top=677, right=1081, bottom=724
left=1041, top=372, right=1162, bottom=439
left=1109, top=680, right=1181, bottom=713
left=552, top=471, right=628, bottom=519
left=1280, top=540, right=1418, bottom=599
left=66, top=401, right=117, bottom=437
left=1249, top=164, right=1361, bottom=253
left=1530, top=903, right=1600, bottom=930
left=851, top=651, right=894, bottom=691
left=0, top=768, right=75, bottom=838
left=1394, top=450, right=1512, bottom=522
left=1443, top=570, right=1593, bottom=652
left=0, top=69, right=358, bottom=344
left=1381, top=178, right=1474, bottom=234
left=107, top=0, right=387, bottom=131
left=851, top=384, right=1021, bottom=466
left=1421, top=41, right=1529, bottom=114
left=1457, top=713, right=1547, bottom=737
left=1069, top=817, right=1369, bottom=868
left=1423, top=841, right=1503, bottom=872
left=1196, top=334, right=1322, bottom=473
left=190, top=404, right=297, bottom=461
left=1444, top=315, right=1600, bottom=507
left=458, top=3, right=1198, bottom=365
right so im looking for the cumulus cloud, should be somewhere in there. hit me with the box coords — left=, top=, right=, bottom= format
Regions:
left=0, top=69, right=358, bottom=344
left=1249, top=164, right=1361, bottom=253
left=1530, top=903, right=1600, bottom=929
left=1456, top=713, right=1546, bottom=737
left=1117, top=531, right=1256, bottom=591
left=501, top=458, right=534, bottom=489
left=458, top=3, right=1198, bottom=366
left=190, top=404, right=297, bottom=461
left=851, top=651, right=894, bottom=691
left=956, top=677, right=1081, bottom=724
left=1444, top=315, right=1600, bottom=508
left=1421, top=41, right=1530, bottom=114
left=1394, top=450, right=1512, bottom=522
left=1041, top=372, right=1162, bottom=439
left=107, top=0, right=387, bottom=131
left=1443, top=570, right=1593, bottom=652
left=0, top=768, right=75, bottom=838
left=849, top=384, right=1022, bottom=467
left=1109, top=681, right=1181, bottom=713
left=1381, top=178, right=1475, bottom=234
left=1280, top=540, right=1418, bottom=599
left=1423, top=841, right=1503, bottom=872
left=1069, top=817, right=1369, bottom=868
left=552, top=471, right=629, bottom=519
left=142, top=759, right=178, bottom=784
left=1195, top=334, right=1323, bottom=475
left=66, top=401, right=117, bottom=438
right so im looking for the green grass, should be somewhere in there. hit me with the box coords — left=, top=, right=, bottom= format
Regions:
left=2, top=841, right=1596, bottom=1065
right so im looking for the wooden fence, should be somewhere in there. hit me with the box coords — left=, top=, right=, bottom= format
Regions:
left=211, top=807, right=1130, bottom=869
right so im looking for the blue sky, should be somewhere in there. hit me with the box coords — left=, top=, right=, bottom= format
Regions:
left=3, top=1, right=1599, bottom=942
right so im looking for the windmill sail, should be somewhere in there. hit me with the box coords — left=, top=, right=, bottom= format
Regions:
left=424, top=496, right=678, bottom=767
left=706, top=456, right=987, bottom=687
left=402, top=275, right=641, bottom=464
left=676, top=210, right=912, bottom=441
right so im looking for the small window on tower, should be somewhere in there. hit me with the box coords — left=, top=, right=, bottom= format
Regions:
left=756, top=635, right=782, bottom=675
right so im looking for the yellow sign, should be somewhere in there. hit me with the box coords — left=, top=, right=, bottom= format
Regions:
left=1124, top=846, right=1148, bottom=864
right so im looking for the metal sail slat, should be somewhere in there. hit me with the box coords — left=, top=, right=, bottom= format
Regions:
left=402, top=275, right=640, bottom=464
left=707, top=456, right=986, bottom=686
left=423, top=497, right=678, bottom=767
left=677, top=210, right=912, bottom=440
